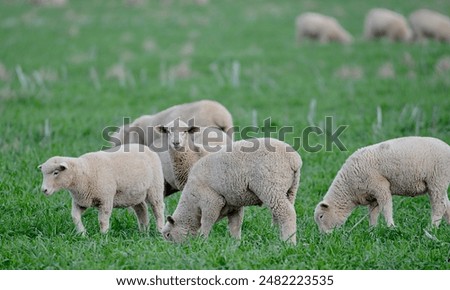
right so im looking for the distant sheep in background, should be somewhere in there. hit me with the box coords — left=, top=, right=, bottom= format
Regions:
left=364, top=8, right=412, bottom=42
left=31, top=0, right=67, bottom=6
left=409, top=9, right=450, bottom=42
left=296, top=12, right=353, bottom=44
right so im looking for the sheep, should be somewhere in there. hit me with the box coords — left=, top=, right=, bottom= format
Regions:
left=109, top=99, right=234, bottom=196
left=161, top=138, right=302, bottom=244
left=38, top=144, right=165, bottom=234
left=364, top=8, right=412, bottom=42
left=155, top=119, right=229, bottom=191
left=314, top=136, right=450, bottom=234
left=295, top=12, right=353, bottom=44
left=110, top=99, right=234, bottom=146
left=409, top=9, right=450, bottom=43
left=32, top=0, right=67, bottom=6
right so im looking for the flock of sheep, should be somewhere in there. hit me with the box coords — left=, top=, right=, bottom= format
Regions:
left=296, top=8, right=450, bottom=43
left=32, top=0, right=450, bottom=246
left=39, top=100, right=450, bottom=245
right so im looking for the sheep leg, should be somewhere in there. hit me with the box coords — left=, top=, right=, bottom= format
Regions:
left=428, top=188, right=447, bottom=227
left=132, top=202, right=149, bottom=232
left=368, top=201, right=381, bottom=226
left=377, top=193, right=395, bottom=227
left=147, top=187, right=165, bottom=233
left=98, top=200, right=113, bottom=234
left=272, top=200, right=297, bottom=245
left=199, top=192, right=225, bottom=238
left=228, top=207, right=244, bottom=239
left=371, top=178, right=395, bottom=227
left=71, top=200, right=86, bottom=234
left=259, top=192, right=297, bottom=244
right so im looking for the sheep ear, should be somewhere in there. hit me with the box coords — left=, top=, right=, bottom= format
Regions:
left=188, top=126, right=200, bottom=134
left=167, top=216, right=175, bottom=224
left=319, top=202, right=329, bottom=210
left=59, top=162, right=69, bottom=171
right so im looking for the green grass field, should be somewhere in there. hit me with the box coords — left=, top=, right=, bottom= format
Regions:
left=1, top=0, right=449, bottom=270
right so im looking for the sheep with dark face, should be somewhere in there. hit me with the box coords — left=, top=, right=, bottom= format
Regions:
left=39, top=144, right=165, bottom=234
left=314, top=137, right=450, bottom=233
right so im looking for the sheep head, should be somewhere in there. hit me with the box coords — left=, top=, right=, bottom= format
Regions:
left=156, top=119, right=200, bottom=150
left=38, top=157, right=75, bottom=196
left=314, top=201, right=345, bottom=233
left=161, top=215, right=194, bottom=243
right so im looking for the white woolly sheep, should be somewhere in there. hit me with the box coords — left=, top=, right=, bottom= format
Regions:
left=110, top=99, right=234, bottom=146
left=110, top=99, right=234, bottom=196
left=32, top=0, right=66, bottom=6
left=296, top=12, right=353, bottom=44
left=364, top=8, right=412, bottom=42
left=314, top=136, right=450, bottom=233
left=39, top=144, right=165, bottom=234
left=409, top=9, right=450, bottom=43
left=162, top=138, right=302, bottom=244
left=155, top=119, right=229, bottom=191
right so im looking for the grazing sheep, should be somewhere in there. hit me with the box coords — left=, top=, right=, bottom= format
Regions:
left=155, top=119, right=228, bottom=191
left=364, top=8, right=412, bottom=42
left=162, top=138, right=302, bottom=244
left=409, top=9, right=450, bottom=42
left=32, top=0, right=67, bottom=6
left=314, top=137, right=450, bottom=233
left=110, top=99, right=234, bottom=196
left=39, top=144, right=165, bottom=234
left=296, top=12, right=353, bottom=44
left=110, top=100, right=234, bottom=146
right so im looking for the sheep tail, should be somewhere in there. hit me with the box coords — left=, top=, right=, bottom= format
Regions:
left=287, top=154, right=301, bottom=204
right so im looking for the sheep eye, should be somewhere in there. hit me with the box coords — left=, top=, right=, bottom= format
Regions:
left=319, top=214, right=324, bottom=219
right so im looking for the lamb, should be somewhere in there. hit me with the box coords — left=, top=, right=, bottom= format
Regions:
left=161, top=138, right=302, bottom=244
left=155, top=119, right=228, bottom=191
left=38, top=144, right=165, bottom=234
left=110, top=99, right=234, bottom=146
left=296, top=12, right=353, bottom=44
left=314, top=136, right=450, bottom=233
left=364, top=8, right=412, bottom=42
left=409, top=9, right=450, bottom=43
